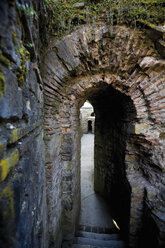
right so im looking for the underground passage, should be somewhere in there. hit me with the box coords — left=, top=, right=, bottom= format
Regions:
left=0, top=1, right=165, bottom=248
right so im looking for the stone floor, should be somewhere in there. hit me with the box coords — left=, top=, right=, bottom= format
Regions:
left=79, top=134, right=115, bottom=229
left=62, top=134, right=123, bottom=248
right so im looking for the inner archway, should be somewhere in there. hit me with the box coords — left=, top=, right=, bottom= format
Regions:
left=78, top=84, right=137, bottom=245
left=78, top=85, right=134, bottom=247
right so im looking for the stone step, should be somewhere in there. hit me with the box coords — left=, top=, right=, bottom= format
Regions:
left=78, top=225, right=119, bottom=234
left=73, top=237, right=125, bottom=248
left=72, top=245, right=94, bottom=248
left=76, top=231, right=120, bottom=241
left=72, top=245, right=121, bottom=248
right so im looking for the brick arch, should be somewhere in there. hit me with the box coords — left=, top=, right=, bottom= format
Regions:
left=42, top=25, right=165, bottom=247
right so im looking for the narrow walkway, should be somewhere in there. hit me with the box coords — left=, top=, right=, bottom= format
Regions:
left=79, top=134, right=115, bottom=229
left=63, top=134, right=125, bottom=247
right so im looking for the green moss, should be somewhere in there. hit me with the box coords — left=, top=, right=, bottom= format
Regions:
left=0, top=143, right=3, bottom=153
left=0, top=149, right=19, bottom=182
left=137, top=19, right=155, bottom=28
left=16, top=42, right=30, bottom=88
left=43, top=0, right=165, bottom=38
left=17, top=66, right=28, bottom=88
left=12, top=30, right=30, bottom=88
left=16, top=2, right=36, bottom=17
left=0, top=65, right=6, bottom=99
left=0, top=53, right=11, bottom=69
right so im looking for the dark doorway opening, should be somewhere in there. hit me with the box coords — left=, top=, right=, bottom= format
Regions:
left=86, top=83, right=137, bottom=244
left=88, top=120, right=92, bottom=133
left=77, top=83, right=137, bottom=246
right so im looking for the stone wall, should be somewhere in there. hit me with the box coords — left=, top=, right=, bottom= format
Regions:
left=0, top=1, right=48, bottom=248
left=42, top=24, right=165, bottom=248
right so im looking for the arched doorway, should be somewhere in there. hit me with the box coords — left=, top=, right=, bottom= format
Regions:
left=88, top=120, right=92, bottom=133
left=43, top=25, right=165, bottom=248
left=78, top=84, right=135, bottom=247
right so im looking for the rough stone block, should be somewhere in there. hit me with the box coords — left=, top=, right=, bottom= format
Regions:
left=0, top=148, right=19, bottom=182
left=0, top=67, right=23, bottom=119
left=55, top=38, right=81, bottom=72
left=44, top=51, right=69, bottom=81
left=135, top=123, right=150, bottom=135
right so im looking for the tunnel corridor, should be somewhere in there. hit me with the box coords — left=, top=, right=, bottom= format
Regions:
left=42, top=25, right=165, bottom=248
left=79, top=85, right=136, bottom=244
left=1, top=3, right=165, bottom=247
left=59, top=76, right=163, bottom=247
left=79, top=133, right=115, bottom=230
left=68, top=133, right=125, bottom=248
left=63, top=84, right=137, bottom=247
